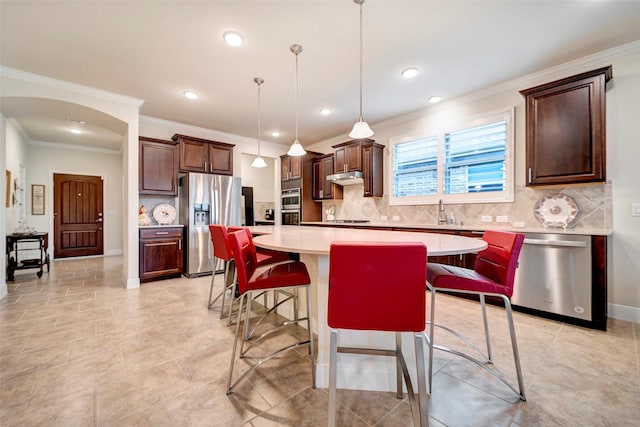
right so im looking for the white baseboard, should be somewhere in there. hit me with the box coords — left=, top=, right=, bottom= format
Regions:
left=0, top=284, right=7, bottom=301
left=105, top=249, right=123, bottom=256
left=126, top=275, right=140, bottom=289
left=608, top=303, right=640, bottom=323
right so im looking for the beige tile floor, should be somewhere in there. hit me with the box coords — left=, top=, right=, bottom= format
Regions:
left=1, top=256, right=638, bottom=426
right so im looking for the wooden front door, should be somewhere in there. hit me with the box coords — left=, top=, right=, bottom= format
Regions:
left=53, top=173, right=104, bottom=258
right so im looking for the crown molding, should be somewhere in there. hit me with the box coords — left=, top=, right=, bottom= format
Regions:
left=29, top=139, right=121, bottom=155
left=140, top=115, right=285, bottom=151
left=375, top=38, right=640, bottom=131
left=0, top=66, right=145, bottom=108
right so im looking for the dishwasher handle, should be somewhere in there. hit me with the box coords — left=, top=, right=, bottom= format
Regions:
left=523, top=238, right=588, bottom=248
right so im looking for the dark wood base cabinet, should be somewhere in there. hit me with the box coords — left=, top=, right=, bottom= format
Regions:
left=139, top=227, right=183, bottom=283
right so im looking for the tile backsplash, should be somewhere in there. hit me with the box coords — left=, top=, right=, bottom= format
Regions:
left=321, top=183, right=611, bottom=231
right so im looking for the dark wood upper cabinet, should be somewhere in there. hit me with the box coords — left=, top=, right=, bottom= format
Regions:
left=520, top=66, right=612, bottom=186
left=312, top=154, right=342, bottom=200
left=172, top=134, right=234, bottom=175
left=362, top=143, right=383, bottom=197
left=281, top=155, right=302, bottom=181
left=333, top=140, right=363, bottom=173
left=332, top=139, right=384, bottom=197
left=139, top=136, right=178, bottom=196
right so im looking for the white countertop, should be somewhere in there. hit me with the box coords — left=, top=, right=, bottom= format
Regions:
left=139, top=224, right=184, bottom=228
left=301, top=221, right=612, bottom=236
left=249, top=225, right=487, bottom=256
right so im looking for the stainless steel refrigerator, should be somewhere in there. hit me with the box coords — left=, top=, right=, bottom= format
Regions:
left=179, top=173, right=242, bottom=277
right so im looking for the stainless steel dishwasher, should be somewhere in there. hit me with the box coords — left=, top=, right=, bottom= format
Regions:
left=511, top=232, right=592, bottom=321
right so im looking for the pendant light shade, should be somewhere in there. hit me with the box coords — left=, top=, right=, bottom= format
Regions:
left=349, top=0, right=374, bottom=139
left=287, top=44, right=307, bottom=157
left=251, top=77, right=268, bottom=168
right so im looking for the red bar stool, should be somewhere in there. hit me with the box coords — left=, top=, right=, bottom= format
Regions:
left=228, top=226, right=293, bottom=338
left=226, top=229, right=315, bottom=394
left=208, top=225, right=290, bottom=325
left=328, top=242, right=429, bottom=427
left=207, top=224, right=235, bottom=315
left=426, top=230, right=526, bottom=400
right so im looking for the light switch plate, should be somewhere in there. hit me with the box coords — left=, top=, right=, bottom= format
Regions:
left=392, top=215, right=400, bottom=221
left=496, top=215, right=509, bottom=223
left=632, top=203, right=640, bottom=217
left=481, top=215, right=493, bottom=222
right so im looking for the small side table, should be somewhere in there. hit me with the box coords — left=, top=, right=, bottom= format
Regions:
left=6, top=232, right=50, bottom=281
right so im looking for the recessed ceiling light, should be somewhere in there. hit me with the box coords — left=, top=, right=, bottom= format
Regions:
left=70, top=128, right=82, bottom=134
left=271, top=131, right=280, bottom=137
left=401, top=67, right=419, bottom=79
left=319, top=108, right=331, bottom=116
left=223, top=31, right=244, bottom=46
left=428, top=96, right=442, bottom=104
left=183, top=90, right=199, bottom=100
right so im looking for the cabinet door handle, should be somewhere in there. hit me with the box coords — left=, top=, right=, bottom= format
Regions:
left=178, top=239, right=182, bottom=250
left=155, top=231, right=169, bottom=235
left=204, top=161, right=208, bottom=172
left=528, top=168, right=532, bottom=183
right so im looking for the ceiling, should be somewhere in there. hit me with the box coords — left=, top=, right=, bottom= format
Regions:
left=2, top=0, right=640, bottom=151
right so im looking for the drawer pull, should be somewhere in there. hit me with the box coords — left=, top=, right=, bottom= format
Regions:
left=155, top=231, right=169, bottom=235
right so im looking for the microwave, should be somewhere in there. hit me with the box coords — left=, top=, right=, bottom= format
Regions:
left=281, top=188, right=301, bottom=210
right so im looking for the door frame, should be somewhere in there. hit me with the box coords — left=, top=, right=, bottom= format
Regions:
left=49, top=170, right=108, bottom=260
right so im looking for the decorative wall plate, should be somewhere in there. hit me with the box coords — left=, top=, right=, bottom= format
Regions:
left=153, top=204, right=176, bottom=225
left=533, top=193, right=579, bottom=228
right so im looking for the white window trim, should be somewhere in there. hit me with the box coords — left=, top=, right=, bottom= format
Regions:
left=389, top=108, right=515, bottom=206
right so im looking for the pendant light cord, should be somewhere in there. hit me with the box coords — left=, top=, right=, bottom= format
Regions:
left=358, top=0, right=364, bottom=121
left=254, top=77, right=264, bottom=157
left=295, top=49, right=300, bottom=141
left=257, top=81, right=262, bottom=155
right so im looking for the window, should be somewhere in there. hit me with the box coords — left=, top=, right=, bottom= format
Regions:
left=390, top=110, right=513, bottom=205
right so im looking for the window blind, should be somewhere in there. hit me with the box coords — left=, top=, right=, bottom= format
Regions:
left=444, top=121, right=506, bottom=194
left=393, top=136, right=438, bottom=197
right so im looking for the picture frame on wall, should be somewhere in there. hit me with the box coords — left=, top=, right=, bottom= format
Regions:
left=32, top=184, right=45, bottom=215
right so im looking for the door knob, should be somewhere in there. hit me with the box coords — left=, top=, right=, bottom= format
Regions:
left=96, top=218, right=103, bottom=223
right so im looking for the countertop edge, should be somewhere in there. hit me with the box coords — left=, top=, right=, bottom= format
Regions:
left=300, top=221, right=612, bottom=236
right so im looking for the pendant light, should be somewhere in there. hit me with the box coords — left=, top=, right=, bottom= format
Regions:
left=287, top=44, right=307, bottom=156
left=349, top=0, right=374, bottom=139
left=251, top=77, right=268, bottom=168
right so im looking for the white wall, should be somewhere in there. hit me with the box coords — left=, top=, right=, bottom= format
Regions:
left=4, top=118, right=29, bottom=233
left=26, top=143, right=123, bottom=256
left=308, top=44, right=640, bottom=320
left=240, top=153, right=275, bottom=202
left=605, top=51, right=640, bottom=320
left=0, top=114, right=7, bottom=298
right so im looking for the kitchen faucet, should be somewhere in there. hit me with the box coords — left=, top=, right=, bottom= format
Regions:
left=438, top=199, right=448, bottom=225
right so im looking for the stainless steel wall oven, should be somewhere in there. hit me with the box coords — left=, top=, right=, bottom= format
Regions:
left=281, top=210, right=300, bottom=225
left=281, top=188, right=301, bottom=210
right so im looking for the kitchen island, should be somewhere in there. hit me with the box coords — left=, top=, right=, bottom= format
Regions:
left=249, top=225, right=487, bottom=392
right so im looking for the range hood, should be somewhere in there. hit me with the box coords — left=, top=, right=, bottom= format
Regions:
left=326, top=171, right=363, bottom=186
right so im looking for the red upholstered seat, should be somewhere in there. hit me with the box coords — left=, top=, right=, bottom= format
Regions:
left=328, top=242, right=427, bottom=332
left=428, top=229, right=522, bottom=298
left=426, top=229, right=526, bottom=400
left=226, top=229, right=314, bottom=394
left=208, top=225, right=291, bottom=321
left=227, top=226, right=291, bottom=267
left=328, top=242, right=429, bottom=427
